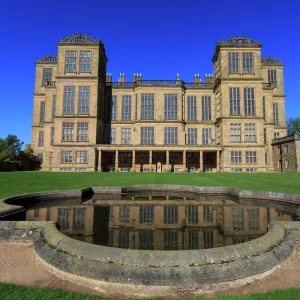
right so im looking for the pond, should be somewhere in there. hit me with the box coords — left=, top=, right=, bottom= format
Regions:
left=24, top=191, right=298, bottom=250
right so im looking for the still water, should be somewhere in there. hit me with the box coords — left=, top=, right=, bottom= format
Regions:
left=25, top=192, right=298, bottom=250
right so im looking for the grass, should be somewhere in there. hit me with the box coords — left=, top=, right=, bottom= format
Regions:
left=0, top=283, right=300, bottom=300
left=0, top=171, right=300, bottom=199
left=1, top=171, right=300, bottom=299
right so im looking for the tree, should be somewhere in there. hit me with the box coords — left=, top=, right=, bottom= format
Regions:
left=0, top=135, right=24, bottom=161
left=286, top=117, right=300, bottom=135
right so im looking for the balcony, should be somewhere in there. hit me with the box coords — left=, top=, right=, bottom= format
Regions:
left=106, top=80, right=214, bottom=89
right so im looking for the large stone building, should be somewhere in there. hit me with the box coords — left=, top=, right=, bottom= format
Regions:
left=272, top=134, right=300, bottom=172
left=31, top=34, right=286, bottom=172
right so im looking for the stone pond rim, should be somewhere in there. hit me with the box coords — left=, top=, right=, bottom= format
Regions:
left=1, top=185, right=300, bottom=288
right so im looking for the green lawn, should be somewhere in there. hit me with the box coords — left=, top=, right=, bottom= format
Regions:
left=0, top=171, right=300, bottom=199
left=1, top=172, right=300, bottom=300
left=0, top=283, right=300, bottom=300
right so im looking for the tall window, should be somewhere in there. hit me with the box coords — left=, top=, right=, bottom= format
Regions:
left=231, top=151, right=242, bottom=164
left=119, top=205, right=130, bottom=222
left=244, top=88, right=255, bottom=115
left=49, top=152, right=54, bottom=164
left=268, top=70, right=277, bottom=88
left=77, top=122, right=88, bottom=141
left=79, top=51, right=91, bottom=73
left=245, top=124, right=256, bottom=142
left=38, top=131, right=44, bottom=147
left=232, top=209, right=244, bottom=231
left=187, top=128, right=197, bottom=145
left=203, top=231, right=213, bottom=249
left=164, top=205, right=178, bottom=224
left=39, top=101, right=45, bottom=125
left=141, top=127, right=154, bottom=144
left=265, top=152, right=268, bottom=164
left=42, top=68, right=52, bottom=86
left=118, top=231, right=129, bottom=248
left=230, top=124, right=241, bottom=142
left=164, top=231, right=178, bottom=250
left=140, top=205, right=154, bottom=223
left=109, top=128, right=116, bottom=144
left=63, top=86, right=75, bottom=114
left=203, top=206, right=213, bottom=222
left=273, top=103, right=279, bottom=126
left=164, top=94, right=177, bottom=120
left=188, top=205, right=198, bottom=224
left=187, top=96, right=197, bottom=120
left=58, top=208, right=70, bottom=230
left=111, top=96, right=117, bottom=120
left=262, top=96, right=266, bottom=121
left=78, top=86, right=90, bottom=114
left=164, top=127, right=178, bottom=144
left=202, top=96, right=211, bottom=120
left=141, top=94, right=154, bottom=119
left=246, top=151, right=257, bottom=163
left=65, top=51, right=76, bottom=73
left=188, top=231, right=198, bottom=250
left=202, top=128, right=212, bottom=144
left=228, top=53, right=239, bottom=73
left=122, top=96, right=132, bottom=120
left=51, top=127, right=54, bottom=144
left=230, top=88, right=240, bottom=115
left=76, top=151, right=88, bottom=163
left=242, top=53, right=254, bottom=73
left=61, top=151, right=73, bottom=163
left=52, top=95, right=56, bottom=121
left=73, top=208, right=86, bottom=229
left=139, top=231, right=153, bottom=250
left=248, top=209, right=259, bottom=230
left=285, top=159, right=289, bottom=168
left=62, top=123, right=74, bottom=141
left=264, top=128, right=267, bottom=144
left=121, top=128, right=131, bottom=144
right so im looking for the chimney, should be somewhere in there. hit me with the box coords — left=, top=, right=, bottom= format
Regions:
left=205, top=74, right=214, bottom=84
left=106, top=73, right=112, bottom=83
left=194, top=73, right=201, bottom=84
left=133, top=73, right=142, bottom=82
left=176, top=73, right=180, bottom=81
left=118, top=73, right=125, bottom=83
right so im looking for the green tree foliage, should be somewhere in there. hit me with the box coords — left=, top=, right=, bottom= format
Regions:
left=0, top=134, right=41, bottom=171
left=0, top=135, right=23, bottom=161
left=286, top=117, right=300, bottom=135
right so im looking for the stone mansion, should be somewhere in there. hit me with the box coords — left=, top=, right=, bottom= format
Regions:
left=31, top=34, right=286, bottom=172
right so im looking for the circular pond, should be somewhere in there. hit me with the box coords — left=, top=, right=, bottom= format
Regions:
left=24, top=190, right=298, bottom=250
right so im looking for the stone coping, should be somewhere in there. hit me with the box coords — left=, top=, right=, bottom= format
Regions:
left=1, top=185, right=300, bottom=286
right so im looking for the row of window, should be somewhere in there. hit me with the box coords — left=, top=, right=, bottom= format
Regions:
left=228, top=52, right=254, bottom=74
left=230, top=124, right=256, bottom=142
left=60, top=168, right=87, bottom=172
left=65, top=51, right=91, bottom=73
left=60, top=150, right=88, bottom=164
left=108, top=127, right=213, bottom=145
left=231, top=168, right=257, bottom=172
left=230, top=151, right=257, bottom=164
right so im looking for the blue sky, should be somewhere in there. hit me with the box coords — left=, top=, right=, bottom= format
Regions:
left=0, top=0, right=299, bottom=145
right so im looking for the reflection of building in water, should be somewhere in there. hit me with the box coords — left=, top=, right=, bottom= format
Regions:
left=26, top=205, right=94, bottom=243
left=26, top=197, right=294, bottom=250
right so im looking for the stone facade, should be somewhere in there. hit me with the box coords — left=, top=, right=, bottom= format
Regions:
left=31, top=34, right=286, bottom=172
left=272, top=134, right=300, bottom=172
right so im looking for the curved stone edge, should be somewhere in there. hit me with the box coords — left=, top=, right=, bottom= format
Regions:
left=1, top=220, right=300, bottom=286
left=1, top=185, right=300, bottom=286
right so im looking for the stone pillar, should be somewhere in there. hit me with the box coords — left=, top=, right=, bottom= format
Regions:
left=183, top=150, right=186, bottom=171
left=132, top=150, right=135, bottom=171
left=166, top=150, right=169, bottom=170
left=199, top=150, right=203, bottom=172
left=149, top=150, right=152, bottom=171
left=115, top=150, right=118, bottom=171
left=98, top=150, right=102, bottom=172
left=216, top=151, right=220, bottom=171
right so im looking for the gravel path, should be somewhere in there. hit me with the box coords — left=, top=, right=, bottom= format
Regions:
left=1, top=242, right=300, bottom=298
